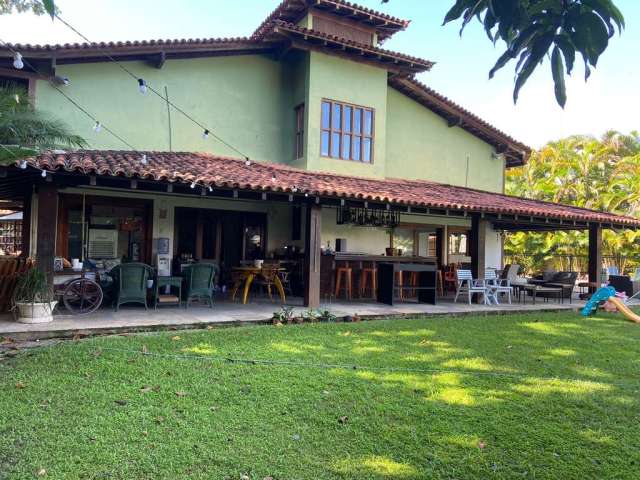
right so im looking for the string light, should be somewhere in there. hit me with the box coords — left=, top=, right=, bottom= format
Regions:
left=52, top=75, right=70, bottom=86
left=137, top=78, right=148, bottom=94
left=271, top=175, right=276, bottom=183
left=140, top=154, right=147, bottom=165
left=41, top=169, right=47, bottom=178
left=2, top=37, right=139, bottom=154
left=19, top=160, right=27, bottom=169
left=202, top=129, right=209, bottom=140
left=190, top=181, right=196, bottom=189
left=12, top=52, right=23, bottom=69
left=208, top=186, right=213, bottom=192
left=92, top=121, right=102, bottom=133
left=53, top=14, right=253, bottom=162
left=244, top=158, right=251, bottom=166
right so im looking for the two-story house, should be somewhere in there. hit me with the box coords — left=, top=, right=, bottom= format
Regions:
left=0, top=0, right=636, bottom=308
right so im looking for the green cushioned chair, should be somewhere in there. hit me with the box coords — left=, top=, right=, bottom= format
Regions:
left=110, top=263, right=155, bottom=311
left=183, top=263, right=218, bottom=308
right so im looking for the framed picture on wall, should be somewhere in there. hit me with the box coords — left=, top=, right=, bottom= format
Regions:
left=156, top=237, right=170, bottom=255
left=53, top=257, right=64, bottom=272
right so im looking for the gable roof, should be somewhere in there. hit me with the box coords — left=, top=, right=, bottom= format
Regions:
left=253, top=0, right=409, bottom=42
left=19, top=150, right=639, bottom=229
left=389, top=76, right=531, bottom=167
left=268, top=21, right=433, bottom=74
left=0, top=0, right=527, bottom=166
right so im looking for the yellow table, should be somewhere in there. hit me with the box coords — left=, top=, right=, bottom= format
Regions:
left=230, top=266, right=286, bottom=304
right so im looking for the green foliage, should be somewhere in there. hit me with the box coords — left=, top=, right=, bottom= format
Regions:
left=443, top=0, right=624, bottom=107
left=505, top=131, right=640, bottom=273
left=0, top=0, right=53, bottom=16
left=12, top=267, right=54, bottom=304
left=0, top=86, right=86, bottom=164
left=1, top=313, right=639, bottom=478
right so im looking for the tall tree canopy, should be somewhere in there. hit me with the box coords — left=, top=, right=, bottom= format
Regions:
left=443, top=0, right=624, bottom=108
left=505, top=132, right=640, bottom=273
left=0, top=0, right=54, bottom=17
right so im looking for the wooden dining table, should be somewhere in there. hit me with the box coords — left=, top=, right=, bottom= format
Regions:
left=230, top=266, right=286, bottom=305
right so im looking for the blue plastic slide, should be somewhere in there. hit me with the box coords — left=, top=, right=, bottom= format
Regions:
left=581, top=286, right=616, bottom=316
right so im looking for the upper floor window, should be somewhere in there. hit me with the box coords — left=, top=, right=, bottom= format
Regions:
left=294, top=103, right=305, bottom=159
left=321, top=99, right=374, bottom=163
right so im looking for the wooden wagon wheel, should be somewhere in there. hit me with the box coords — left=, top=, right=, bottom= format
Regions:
left=62, top=278, right=103, bottom=315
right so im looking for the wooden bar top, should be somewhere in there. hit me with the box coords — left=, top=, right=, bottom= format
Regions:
left=329, top=253, right=437, bottom=264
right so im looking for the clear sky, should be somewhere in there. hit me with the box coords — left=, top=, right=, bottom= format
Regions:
left=0, top=0, right=638, bottom=148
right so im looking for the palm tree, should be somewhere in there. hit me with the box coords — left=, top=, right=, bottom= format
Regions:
left=0, top=85, right=86, bottom=163
left=505, top=132, right=640, bottom=274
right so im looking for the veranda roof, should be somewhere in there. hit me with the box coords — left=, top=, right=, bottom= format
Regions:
left=18, top=150, right=640, bottom=230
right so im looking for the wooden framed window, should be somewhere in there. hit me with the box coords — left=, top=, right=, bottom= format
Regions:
left=320, top=99, right=374, bottom=163
left=294, top=103, right=305, bottom=159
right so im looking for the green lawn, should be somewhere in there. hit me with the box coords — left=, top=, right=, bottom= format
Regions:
left=1, top=311, right=639, bottom=479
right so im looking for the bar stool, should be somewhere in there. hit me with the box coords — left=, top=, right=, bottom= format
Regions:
left=395, top=269, right=404, bottom=301
left=359, top=262, right=377, bottom=299
left=335, top=261, right=353, bottom=300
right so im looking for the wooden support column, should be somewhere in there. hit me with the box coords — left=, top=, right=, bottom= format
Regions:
left=469, top=214, right=488, bottom=303
left=36, top=184, right=58, bottom=284
left=588, top=224, right=603, bottom=288
left=20, top=189, right=32, bottom=257
left=304, top=205, right=322, bottom=308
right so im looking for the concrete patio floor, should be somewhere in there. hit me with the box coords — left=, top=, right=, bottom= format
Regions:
left=0, top=294, right=584, bottom=340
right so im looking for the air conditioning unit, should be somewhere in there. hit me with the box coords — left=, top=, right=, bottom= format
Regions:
left=88, top=229, right=118, bottom=259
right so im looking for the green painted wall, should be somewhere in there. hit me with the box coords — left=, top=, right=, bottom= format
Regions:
left=385, top=88, right=504, bottom=192
left=304, top=51, right=388, bottom=178
left=33, top=48, right=505, bottom=192
left=35, top=55, right=295, bottom=164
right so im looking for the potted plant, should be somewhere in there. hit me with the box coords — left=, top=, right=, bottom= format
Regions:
left=12, top=268, right=57, bottom=323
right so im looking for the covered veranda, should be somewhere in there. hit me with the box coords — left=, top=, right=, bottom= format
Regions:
left=0, top=150, right=637, bottom=337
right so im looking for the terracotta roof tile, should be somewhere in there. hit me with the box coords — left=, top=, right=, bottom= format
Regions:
left=1, top=37, right=256, bottom=52
left=23, top=150, right=640, bottom=228
left=270, top=21, right=433, bottom=71
left=253, top=0, right=409, bottom=41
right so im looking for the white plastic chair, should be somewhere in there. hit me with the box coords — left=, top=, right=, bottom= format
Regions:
left=454, top=269, right=491, bottom=305
left=485, top=269, right=512, bottom=305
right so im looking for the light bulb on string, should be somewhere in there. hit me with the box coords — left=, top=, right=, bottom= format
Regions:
left=137, top=78, right=148, bottom=94
left=271, top=175, right=276, bottom=183
left=190, top=182, right=196, bottom=189
left=208, top=186, right=213, bottom=192
left=93, top=121, right=102, bottom=133
left=140, top=154, right=147, bottom=165
left=202, top=129, right=209, bottom=140
left=19, top=160, right=27, bottom=170
left=41, top=169, right=47, bottom=178
left=13, top=52, right=23, bottom=70
left=244, top=157, right=251, bottom=166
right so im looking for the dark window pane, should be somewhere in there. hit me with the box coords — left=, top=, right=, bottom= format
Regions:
left=363, top=138, right=372, bottom=163
left=321, top=131, right=330, bottom=156
left=343, top=106, right=352, bottom=133
left=354, top=108, right=362, bottom=134
left=364, top=110, right=373, bottom=135
left=331, top=133, right=340, bottom=157
left=332, top=103, right=341, bottom=129
left=342, top=135, right=351, bottom=159
left=353, top=136, right=361, bottom=161
left=321, top=102, right=331, bottom=129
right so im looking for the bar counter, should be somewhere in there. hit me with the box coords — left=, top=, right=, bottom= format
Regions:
left=320, top=253, right=437, bottom=298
